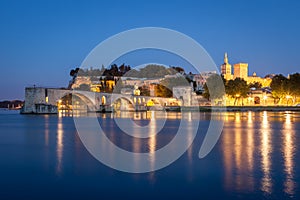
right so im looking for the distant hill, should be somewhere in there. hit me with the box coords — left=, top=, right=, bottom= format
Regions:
left=0, top=100, right=24, bottom=108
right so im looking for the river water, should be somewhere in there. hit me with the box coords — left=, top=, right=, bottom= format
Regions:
left=0, top=110, right=299, bottom=199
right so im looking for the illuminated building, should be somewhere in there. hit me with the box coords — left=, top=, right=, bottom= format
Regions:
left=234, top=63, right=248, bottom=80
left=221, top=53, right=233, bottom=80
left=220, top=53, right=272, bottom=87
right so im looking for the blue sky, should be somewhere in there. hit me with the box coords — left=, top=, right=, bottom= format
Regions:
left=1, top=0, right=300, bottom=100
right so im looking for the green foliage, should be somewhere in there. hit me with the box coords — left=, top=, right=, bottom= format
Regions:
left=270, top=74, right=289, bottom=102
left=77, top=68, right=105, bottom=76
left=155, top=76, right=189, bottom=98
left=226, top=78, right=248, bottom=98
left=248, top=82, right=262, bottom=89
left=203, top=74, right=226, bottom=100
left=124, top=64, right=179, bottom=78
left=224, top=78, right=249, bottom=105
left=289, top=73, right=300, bottom=97
left=270, top=73, right=300, bottom=104
left=161, top=76, right=189, bottom=88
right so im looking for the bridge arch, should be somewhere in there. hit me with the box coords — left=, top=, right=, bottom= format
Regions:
left=110, top=95, right=135, bottom=111
left=56, top=90, right=96, bottom=112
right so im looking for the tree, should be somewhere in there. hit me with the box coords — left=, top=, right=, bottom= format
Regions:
left=70, top=69, right=76, bottom=77
left=288, top=73, right=300, bottom=104
left=119, top=64, right=125, bottom=73
left=123, top=64, right=177, bottom=78
left=155, top=76, right=189, bottom=97
left=226, top=78, right=248, bottom=105
left=171, top=66, right=185, bottom=73
left=203, top=74, right=226, bottom=101
left=289, top=73, right=300, bottom=96
left=248, top=82, right=262, bottom=89
left=270, top=74, right=289, bottom=104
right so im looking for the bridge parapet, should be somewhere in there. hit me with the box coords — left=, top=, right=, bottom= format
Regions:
left=21, top=87, right=184, bottom=114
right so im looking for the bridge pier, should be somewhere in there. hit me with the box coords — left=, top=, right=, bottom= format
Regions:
left=21, top=87, right=190, bottom=114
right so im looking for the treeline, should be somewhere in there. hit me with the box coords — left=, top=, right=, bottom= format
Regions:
left=203, top=75, right=255, bottom=101
left=203, top=73, right=300, bottom=105
left=71, top=64, right=185, bottom=79
left=124, top=65, right=182, bottom=78
left=72, top=64, right=132, bottom=77
left=271, top=73, right=300, bottom=104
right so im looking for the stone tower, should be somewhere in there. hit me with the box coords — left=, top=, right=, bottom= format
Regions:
left=220, top=53, right=233, bottom=80
left=234, top=63, right=248, bottom=80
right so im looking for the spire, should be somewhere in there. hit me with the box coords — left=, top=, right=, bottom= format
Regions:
left=224, top=52, right=228, bottom=64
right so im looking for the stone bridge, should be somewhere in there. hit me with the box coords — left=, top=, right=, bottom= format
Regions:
left=21, top=87, right=190, bottom=114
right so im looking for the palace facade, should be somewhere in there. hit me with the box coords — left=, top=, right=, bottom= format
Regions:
left=220, top=53, right=272, bottom=87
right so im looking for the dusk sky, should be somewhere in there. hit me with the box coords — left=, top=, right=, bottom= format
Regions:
left=1, top=0, right=300, bottom=100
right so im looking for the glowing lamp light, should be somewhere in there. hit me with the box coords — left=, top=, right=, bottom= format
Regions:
left=286, top=95, right=292, bottom=99
left=263, top=95, right=268, bottom=100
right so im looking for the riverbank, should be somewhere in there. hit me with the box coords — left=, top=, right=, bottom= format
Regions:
left=193, top=106, right=300, bottom=112
left=17, top=105, right=300, bottom=115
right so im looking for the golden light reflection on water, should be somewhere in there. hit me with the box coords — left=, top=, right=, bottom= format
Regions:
left=66, top=110, right=298, bottom=195
left=246, top=112, right=254, bottom=190
left=148, top=117, right=157, bottom=172
left=283, top=112, right=296, bottom=195
left=234, top=114, right=242, bottom=180
left=230, top=112, right=254, bottom=191
left=148, top=134, right=156, bottom=181
left=260, top=111, right=272, bottom=194
left=56, top=116, right=64, bottom=174
left=222, top=111, right=298, bottom=196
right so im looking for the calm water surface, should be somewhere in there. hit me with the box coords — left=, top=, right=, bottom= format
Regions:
left=0, top=110, right=300, bottom=199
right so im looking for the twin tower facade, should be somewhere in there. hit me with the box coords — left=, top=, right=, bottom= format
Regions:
left=220, top=53, right=271, bottom=87
left=221, top=53, right=248, bottom=80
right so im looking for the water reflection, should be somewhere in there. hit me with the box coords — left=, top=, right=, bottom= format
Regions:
left=282, top=112, right=296, bottom=195
left=148, top=124, right=156, bottom=181
left=186, top=113, right=193, bottom=164
left=222, top=111, right=299, bottom=196
left=56, top=116, right=64, bottom=174
left=260, top=111, right=272, bottom=194
left=44, top=115, right=49, bottom=146
left=246, top=112, right=254, bottom=190
left=50, top=110, right=299, bottom=196
left=223, top=111, right=254, bottom=191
